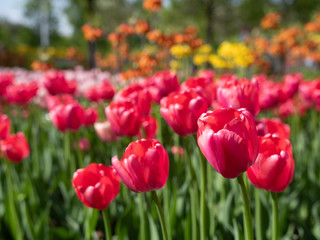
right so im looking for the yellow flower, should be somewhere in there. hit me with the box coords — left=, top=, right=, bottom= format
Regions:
left=170, top=60, right=182, bottom=70
left=170, top=44, right=192, bottom=58
left=193, top=54, right=208, bottom=66
left=209, top=54, right=230, bottom=68
left=197, top=44, right=212, bottom=54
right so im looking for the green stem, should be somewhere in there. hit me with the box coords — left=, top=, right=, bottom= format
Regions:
left=199, top=151, right=206, bottom=240
left=255, top=188, right=263, bottom=240
left=271, top=192, right=279, bottom=240
left=237, top=173, right=253, bottom=240
left=102, top=209, right=112, bottom=240
left=151, top=191, right=169, bottom=240
left=184, top=136, right=198, bottom=240
left=189, top=186, right=198, bottom=240
left=138, top=194, right=147, bottom=240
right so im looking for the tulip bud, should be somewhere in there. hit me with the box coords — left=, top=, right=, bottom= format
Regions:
left=72, top=163, right=120, bottom=210
left=105, top=100, right=142, bottom=137
left=247, top=134, right=294, bottom=192
left=217, top=78, right=259, bottom=116
left=112, top=139, right=169, bottom=193
left=0, top=133, right=30, bottom=163
left=160, top=90, right=208, bottom=136
left=197, top=108, right=259, bottom=178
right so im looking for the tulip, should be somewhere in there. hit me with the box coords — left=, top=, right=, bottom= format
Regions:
left=0, top=133, right=30, bottom=163
left=5, top=82, right=38, bottom=104
left=259, top=81, right=282, bottom=111
left=181, top=76, right=216, bottom=104
left=197, top=108, right=259, bottom=178
left=46, top=94, right=76, bottom=111
left=247, top=134, right=294, bottom=192
left=0, top=114, right=10, bottom=140
left=105, top=100, right=142, bottom=137
left=256, top=118, right=290, bottom=139
left=160, top=90, right=208, bottom=136
left=77, top=138, right=91, bottom=151
left=148, top=70, right=180, bottom=103
left=85, top=82, right=115, bottom=102
left=43, top=71, right=76, bottom=95
left=97, top=82, right=115, bottom=101
left=84, top=108, right=98, bottom=126
left=94, top=121, right=118, bottom=142
left=0, top=72, right=14, bottom=96
left=50, top=103, right=85, bottom=132
left=139, top=116, right=158, bottom=139
left=281, top=73, right=301, bottom=101
left=198, top=69, right=215, bottom=82
left=217, top=78, right=259, bottom=116
left=112, top=139, right=169, bottom=193
left=116, top=83, right=151, bottom=115
left=72, top=163, right=120, bottom=210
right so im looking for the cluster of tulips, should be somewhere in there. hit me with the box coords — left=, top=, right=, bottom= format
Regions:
left=1, top=66, right=320, bottom=239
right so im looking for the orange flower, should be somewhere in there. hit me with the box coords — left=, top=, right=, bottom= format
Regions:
left=261, top=12, right=281, bottom=29
left=117, top=24, right=135, bottom=35
left=305, top=22, right=320, bottom=33
left=135, top=19, right=150, bottom=34
left=143, top=0, right=162, bottom=12
left=30, top=61, right=52, bottom=71
left=82, top=24, right=103, bottom=41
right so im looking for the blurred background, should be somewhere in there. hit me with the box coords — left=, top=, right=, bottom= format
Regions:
left=1, top=0, right=320, bottom=70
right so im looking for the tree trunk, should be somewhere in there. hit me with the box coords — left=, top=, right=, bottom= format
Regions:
left=205, top=0, right=214, bottom=43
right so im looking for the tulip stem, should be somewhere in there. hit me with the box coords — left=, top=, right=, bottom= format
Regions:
left=271, top=192, right=279, bottom=240
left=151, top=191, right=169, bottom=240
left=102, top=209, right=112, bottom=240
left=237, top=173, right=253, bottom=240
left=199, top=151, right=207, bottom=240
left=138, top=194, right=147, bottom=240
left=255, top=188, right=263, bottom=240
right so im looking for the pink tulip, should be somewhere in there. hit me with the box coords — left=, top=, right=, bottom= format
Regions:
left=197, top=108, right=259, bottom=178
left=247, top=134, right=294, bottom=192
left=112, top=139, right=169, bottom=193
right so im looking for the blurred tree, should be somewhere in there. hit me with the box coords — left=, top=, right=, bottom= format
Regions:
left=24, top=0, right=58, bottom=47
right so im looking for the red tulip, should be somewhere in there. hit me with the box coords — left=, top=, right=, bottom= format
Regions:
left=94, top=121, right=118, bottom=142
left=112, top=139, right=169, bottom=193
left=0, top=72, right=14, bottom=96
left=46, top=94, right=76, bottom=111
left=5, top=82, right=38, bottom=104
left=43, top=71, right=76, bottom=95
left=198, top=69, right=215, bottom=82
left=105, top=100, right=142, bottom=137
left=217, top=78, right=259, bottom=116
left=181, top=76, right=216, bottom=104
left=50, top=103, right=85, bottom=132
left=256, top=118, right=290, bottom=139
left=72, top=163, right=120, bottom=210
left=97, top=82, right=115, bottom=101
left=0, top=133, right=30, bottom=163
left=148, top=71, right=180, bottom=103
left=197, top=108, right=259, bottom=178
left=139, top=116, right=158, bottom=139
left=281, top=73, right=301, bottom=100
left=299, top=80, right=316, bottom=108
left=161, top=90, right=208, bottom=136
left=0, top=114, right=10, bottom=140
left=116, top=83, right=151, bottom=116
left=247, top=134, right=294, bottom=192
left=85, top=82, right=115, bottom=102
left=76, top=138, right=91, bottom=151
left=259, top=81, right=282, bottom=111
left=218, top=73, right=238, bottom=83
left=84, top=108, right=98, bottom=126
